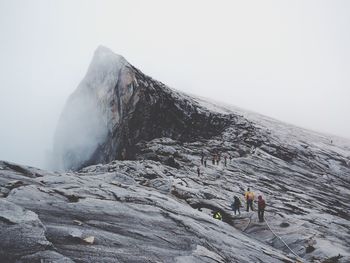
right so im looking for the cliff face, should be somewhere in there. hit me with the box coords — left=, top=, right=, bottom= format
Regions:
left=53, top=46, right=233, bottom=171
left=1, top=47, right=350, bottom=262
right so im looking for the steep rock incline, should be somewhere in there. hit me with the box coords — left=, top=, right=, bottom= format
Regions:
left=53, top=46, right=234, bottom=171
left=6, top=46, right=348, bottom=262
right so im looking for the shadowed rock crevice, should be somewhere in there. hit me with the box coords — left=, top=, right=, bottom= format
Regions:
left=82, top=74, right=234, bottom=169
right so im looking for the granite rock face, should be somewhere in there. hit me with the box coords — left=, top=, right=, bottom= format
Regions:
left=53, top=46, right=232, bottom=171
left=1, top=47, right=350, bottom=262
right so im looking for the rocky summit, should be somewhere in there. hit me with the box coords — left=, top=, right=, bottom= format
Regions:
left=1, top=46, right=350, bottom=263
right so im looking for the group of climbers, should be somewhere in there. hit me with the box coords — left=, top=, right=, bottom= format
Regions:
left=198, top=151, right=266, bottom=223
left=212, top=153, right=220, bottom=165
left=243, top=188, right=266, bottom=222
left=200, top=151, right=232, bottom=167
left=213, top=188, right=266, bottom=223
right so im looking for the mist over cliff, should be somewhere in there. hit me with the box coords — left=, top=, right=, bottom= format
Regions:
left=52, top=47, right=127, bottom=170
left=52, top=46, right=233, bottom=171
left=1, top=47, right=349, bottom=262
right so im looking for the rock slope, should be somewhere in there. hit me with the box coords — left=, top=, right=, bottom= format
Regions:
left=1, top=46, right=350, bottom=262
left=53, top=46, right=231, bottom=171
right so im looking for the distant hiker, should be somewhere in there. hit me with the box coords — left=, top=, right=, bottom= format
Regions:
left=257, top=195, right=266, bottom=222
left=121, top=148, right=126, bottom=160
left=201, top=152, right=204, bottom=165
left=204, top=158, right=207, bottom=167
left=216, top=155, right=220, bottom=165
left=213, top=211, right=222, bottom=221
left=224, top=156, right=227, bottom=167
left=212, top=155, right=215, bottom=165
left=229, top=155, right=232, bottom=163
left=245, top=188, right=255, bottom=212
left=197, top=167, right=200, bottom=176
left=250, top=146, right=255, bottom=154
left=231, top=196, right=241, bottom=215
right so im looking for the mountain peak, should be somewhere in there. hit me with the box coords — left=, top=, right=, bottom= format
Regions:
left=83, top=46, right=128, bottom=85
left=53, top=47, right=233, bottom=170
left=94, top=45, right=125, bottom=62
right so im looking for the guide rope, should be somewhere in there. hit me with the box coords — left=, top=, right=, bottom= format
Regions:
left=264, top=216, right=304, bottom=262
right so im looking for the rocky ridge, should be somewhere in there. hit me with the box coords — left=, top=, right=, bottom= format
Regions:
left=1, top=47, right=350, bottom=262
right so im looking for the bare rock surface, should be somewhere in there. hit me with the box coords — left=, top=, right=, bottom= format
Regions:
left=1, top=129, right=350, bottom=262
left=1, top=47, right=350, bottom=262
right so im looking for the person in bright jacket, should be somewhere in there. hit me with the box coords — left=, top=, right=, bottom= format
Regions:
left=245, top=188, right=255, bottom=212
left=213, top=211, right=222, bottom=220
left=257, top=195, right=266, bottom=222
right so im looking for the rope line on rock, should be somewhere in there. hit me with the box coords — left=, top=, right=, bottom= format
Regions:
left=242, top=212, right=254, bottom=232
left=264, top=216, right=304, bottom=262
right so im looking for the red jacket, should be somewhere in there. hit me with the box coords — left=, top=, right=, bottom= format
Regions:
left=258, top=199, right=266, bottom=210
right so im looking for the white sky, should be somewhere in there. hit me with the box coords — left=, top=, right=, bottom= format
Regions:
left=0, top=0, right=349, bottom=168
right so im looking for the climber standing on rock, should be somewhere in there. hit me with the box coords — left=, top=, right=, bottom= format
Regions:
left=197, top=166, right=201, bottom=176
left=231, top=196, right=241, bottom=215
left=245, top=188, right=255, bottom=212
left=257, top=195, right=266, bottom=222
left=200, top=152, right=204, bottom=165
left=224, top=155, right=227, bottom=167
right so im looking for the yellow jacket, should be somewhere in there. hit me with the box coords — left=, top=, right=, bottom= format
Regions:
left=245, top=191, right=255, bottom=201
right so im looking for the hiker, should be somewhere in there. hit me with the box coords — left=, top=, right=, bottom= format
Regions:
left=245, top=188, right=255, bottom=212
left=197, top=167, right=200, bottom=176
left=229, top=155, right=232, bottom=163
left=224, top=155, right=227, bottom=167
left=201, top=152, right=204, bottom=165
left=231, top=196, right=241, bottom=215
left=250, top=146, right=255, bottom=154
left=213, top=211, right=222, bottom=221
left=204, top=158, right=207, bottom=167
left=121, top=148, right=126, bottom=160
left=212, top=155, right=215, bottom=165
left=257, top=195, right=266, bottom=222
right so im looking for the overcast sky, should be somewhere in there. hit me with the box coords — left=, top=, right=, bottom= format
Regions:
left=0, top=0, right=349, bottom=168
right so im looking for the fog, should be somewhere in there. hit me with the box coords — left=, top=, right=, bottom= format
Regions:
left=0, top=0, right=349, bottom=169
left=52, top=46, right=126, bottom=171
